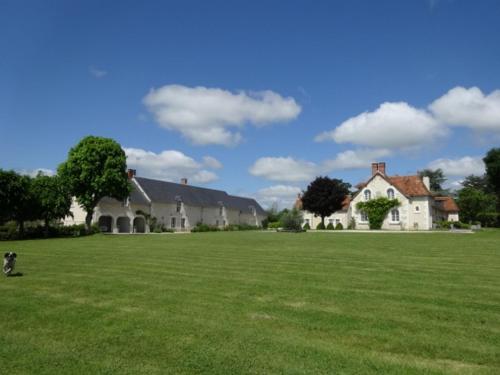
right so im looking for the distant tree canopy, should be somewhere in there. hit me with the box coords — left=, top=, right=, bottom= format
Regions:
left=31, top=173, right=73, bottom=232
left=461, top=174, right=490, bottom=193
left=418, top=168, right=447, bottom=192
left=301, top=176, right=351, bottom=225
left=58, top=136, right=131, bottom=231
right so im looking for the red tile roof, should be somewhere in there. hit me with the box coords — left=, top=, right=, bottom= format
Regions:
left=388, top=175, right=432, bottom=197
left=434, top=196, right=459, bottom=212
left=356, top=173, right=432, bottom=197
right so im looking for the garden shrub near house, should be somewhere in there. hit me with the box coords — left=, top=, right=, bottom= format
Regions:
left=356, top=198, right=400, bottom=230
left=280, top=209, right=303, bottom=231
left=326, top=222, right=334, bottom=230
left=335, top=222, right=343, bottom=230
left=303, top=222, right=310, bottom=230
left=316, top=222, right=326, bottom=230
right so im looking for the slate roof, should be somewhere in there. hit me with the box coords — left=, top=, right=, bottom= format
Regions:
left=99, top=180, right=150, bottom=206
left=133, top=177, right=266, bottom=215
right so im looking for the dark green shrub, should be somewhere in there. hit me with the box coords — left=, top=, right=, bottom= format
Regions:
left=303, top=222, right=310, bottom=230
left=191, top=224, right=220, bottom=233
left=326, top=222, right=334, bottom=230
left=335, top=222, right=343, bottom=230
left=477, top=212, right=500, bottom=227
left=316, top=222, right=326, bottom=230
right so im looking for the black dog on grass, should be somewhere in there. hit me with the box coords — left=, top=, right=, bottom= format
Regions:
left=3, top=252, right=17, bottom=276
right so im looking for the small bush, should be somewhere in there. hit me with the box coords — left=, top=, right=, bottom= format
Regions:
left=280, top=209, right=303, bottom=231
left=191, top=224, right=220, bottom=233
left=268, top=221, right=281, bottom=229
left=316, top=222, right=326, bottom=230
left=303, top=222, right=310, bottom=230
left=326, top=222, right=334, bottom=230
left=347, top=217, right=356, bottom=230
left=335, top=223, right=343, bottom=230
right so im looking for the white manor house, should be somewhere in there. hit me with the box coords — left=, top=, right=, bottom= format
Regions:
left=65, top=169, right=266, bottom=233
left=297, top=162, right=459, bottom=231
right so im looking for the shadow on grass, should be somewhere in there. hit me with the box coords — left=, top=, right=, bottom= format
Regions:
left=6, top=272, right=24, bottom=277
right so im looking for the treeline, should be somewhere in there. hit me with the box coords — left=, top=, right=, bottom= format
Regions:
left=455, top=148, right=500, bottom=226
left=0, top=170, right=73, bottom=239
left=1, top=135, right=131, bottom=240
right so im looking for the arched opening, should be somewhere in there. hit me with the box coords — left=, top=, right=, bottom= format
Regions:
left=117, top=217, right=131, bottom=233
left=98, top=216, right=113, bottom=233
left=133, top=217, right=146, bottom=233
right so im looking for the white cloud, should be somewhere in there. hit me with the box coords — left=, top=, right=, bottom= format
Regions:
left=192, top=170, right=218, bottom=183
left=256, top=185, right=302, bottom=209
left=18, top=168, right=55, bottom=177
left=124, top=147, right=218, bottom=184
left=429, top=87, right=500, bottom=131
left=324, top=148, right=392, bottom=170
left=316, top=102, right=445, bottom=149
left=427, top=156, right=485, bottom=177
left=89, top=66, right=107, bottom=78
left=249, top=157, right=320, bottom=182
left=143, top=84, right=301, bottom=146
left=202, top=156, right=223, bottom=169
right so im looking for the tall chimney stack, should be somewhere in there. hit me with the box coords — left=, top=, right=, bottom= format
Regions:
left=180, top=178, right=188, bottom=185
left=371, top=162, right=378, bottom=176
left=127, top=169, right=136, bottom=179
left=378, top=162, right=386, bottom=176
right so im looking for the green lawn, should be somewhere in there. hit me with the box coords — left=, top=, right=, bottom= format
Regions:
left=1, top=231, right=500, bottom=374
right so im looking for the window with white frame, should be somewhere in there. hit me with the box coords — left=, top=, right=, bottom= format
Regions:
left=171, top=217, right=176, bottom=228
left=328, top=219, right=334, bottom=225
left=391, top=209, right=400, bottom=222
left=219, top=205, right=224, bottom=216
left=415, top=205, right=420, bottom=213
left=360, top=211, right=368, bottom=222
left=364, top=189, right=371, bottom=201
left=176, top=200, right=182, bottom=213
left=387, top=188, right=395, bottom=199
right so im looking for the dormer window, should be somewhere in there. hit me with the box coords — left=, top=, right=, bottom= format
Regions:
left=387, top=188, right=395, bottom=199
left=176, top=201, right=182, bottom=213
left=218, top=201, right=224, bottom=216
left=364, top=189, right=371, bottom=201
left=249, top=205, right=256, bottom=215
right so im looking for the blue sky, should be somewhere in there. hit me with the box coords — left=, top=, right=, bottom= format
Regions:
left=1, top=0, right=500, bottom=208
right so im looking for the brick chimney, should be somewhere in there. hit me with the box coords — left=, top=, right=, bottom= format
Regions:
left=294, top=193, right=303, bottom=210
left=377, top=162, right=386, bottom=176
left=127, top=169, right=136, bottom=179
left=371, top=162, right=387, bottom=176
left=180, top=178, right=188, bottom=185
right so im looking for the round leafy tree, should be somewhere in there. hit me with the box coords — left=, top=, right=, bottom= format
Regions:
left=301, top=176, right=351, bottom=226
left=58, top=136, right=131, bottom=231
left=484, top=148, right=500, bottom=209
left=356, top=197, right=399, bottom=230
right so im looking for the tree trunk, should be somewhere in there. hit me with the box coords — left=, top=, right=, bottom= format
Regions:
left=85, top=210, right=93, bottom=233
left=321, top=215, right=325, bottom=226
left=44, top=219, right=49, bottom=237
left=18, top=220, right=24, bottom=238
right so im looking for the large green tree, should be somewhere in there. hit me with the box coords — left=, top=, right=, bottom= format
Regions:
left=301, top=176, right=351, bottom=226
left=58, top=136, right=131, bottom=231
left=0, top=169, right=36, bottom=235
left=418, top=168, right=447, bottom=192
left=456, top=187, right=497, bottom=224
left=484, top=148, right=500, bottom=208
left=31, top=173, right=73, bottom=234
